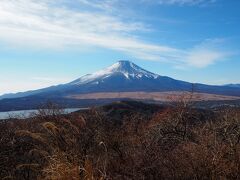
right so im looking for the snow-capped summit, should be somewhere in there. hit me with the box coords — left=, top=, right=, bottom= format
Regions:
left=69, top=60, right=159, bottom=85
left=1, top=60, right=240, bottom=109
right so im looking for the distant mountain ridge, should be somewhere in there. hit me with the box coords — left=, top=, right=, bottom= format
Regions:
left=0, top=60, right=240, bottom=111
left=224, top=84, right=240, bottom=88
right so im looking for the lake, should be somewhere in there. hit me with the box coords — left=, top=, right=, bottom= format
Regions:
left=0, top=108, right=85, bottom=120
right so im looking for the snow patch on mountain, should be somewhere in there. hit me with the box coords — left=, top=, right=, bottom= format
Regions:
left=69, top=60, right=159, bottom=85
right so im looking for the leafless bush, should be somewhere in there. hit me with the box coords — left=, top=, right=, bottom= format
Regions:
left=0, top=100, right=240, bottom=179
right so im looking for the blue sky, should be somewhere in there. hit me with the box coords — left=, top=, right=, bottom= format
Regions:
left=0, top=0, right=240, bottom=95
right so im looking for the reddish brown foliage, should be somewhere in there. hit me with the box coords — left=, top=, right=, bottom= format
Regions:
left=0, top=102, right=240, bottom=179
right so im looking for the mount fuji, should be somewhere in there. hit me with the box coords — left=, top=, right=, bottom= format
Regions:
left=0, top=60, right=240, bottom=111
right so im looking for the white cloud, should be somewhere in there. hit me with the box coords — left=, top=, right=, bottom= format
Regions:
left=77, top=0, right=117, bottom=10
left=152, top=0, right=216, bottom=5
left=185, top=39, right=230, bottom=68
left=186, top=50, right=225, bottom=68
left=77, top=0, right=216, bottom=7
left=0, top=0, right=229, bottom=68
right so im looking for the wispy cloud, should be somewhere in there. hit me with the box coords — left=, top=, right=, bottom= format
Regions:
left=186, top=49, right=225, bottom=68
left=145, top=0, right=216, bottom=6
left=77, top=0, right=216, bottom=8
left=0, top=0, right=229, bottom=68
left=77, top=0, right=117, bottom=10
left=184, top=39, right=230, bottom=68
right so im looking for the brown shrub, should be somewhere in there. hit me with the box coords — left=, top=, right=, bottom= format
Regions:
left=0, top=101, right=240, bottom=179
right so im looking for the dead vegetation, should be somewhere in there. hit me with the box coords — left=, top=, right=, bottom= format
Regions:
left=0, top=101, right=240, bottom=179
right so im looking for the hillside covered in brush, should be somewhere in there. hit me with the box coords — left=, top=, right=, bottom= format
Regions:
left=1, top=101, right=240, bottom=179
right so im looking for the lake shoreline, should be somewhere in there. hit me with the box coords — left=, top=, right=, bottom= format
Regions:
left=0, top=108, right=88, bottom=120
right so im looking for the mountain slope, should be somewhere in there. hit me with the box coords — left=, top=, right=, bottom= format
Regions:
left=225, top=84, right=240, bottom=88
left=0, top=60, right=240, bottom=111
left=69, top=60, right=159, bottom=85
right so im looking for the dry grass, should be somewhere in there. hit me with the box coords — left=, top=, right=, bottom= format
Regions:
left=0, top=101, right=240, bottom=179
left=67, top=91, right=240, bottom=101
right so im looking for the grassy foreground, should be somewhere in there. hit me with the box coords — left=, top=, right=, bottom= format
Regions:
left=0, top=101, right=240, bottom=179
